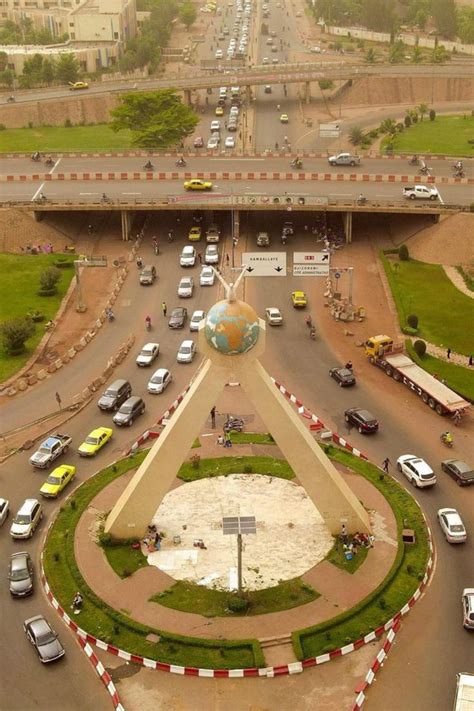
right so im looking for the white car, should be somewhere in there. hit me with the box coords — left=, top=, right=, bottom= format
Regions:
left=265, top=307, right=283, bottom=325
left=200, top=266, right=215, bottom=286
left=147, top=368, right=172, bottom=394
left=230, top=106, right=239, bottom=116
left=437, top=508, right=467, bottom=543
left=210, top=120, right=221, bottom=132
left=177, top=340, right=196, bottom=363
left=396, top=455, right=436, bottom=488
left=205, top=245, right=219, bottom=264
left=190, top=309, right=205, bottom=331
left=207, top=135, right=220, bottom=150
left=215, top=49, right=223, bottom=59
left=136, top=342, right=160, bottom=366
left=225, top=136, right=236, bottom=149
left=178, top=276, right=194, bottom=298
left=0, top=498, right=9, bottom=526
left=462, top=588, right=474, bottom=629
left=180, top=245, right=196, bottom=267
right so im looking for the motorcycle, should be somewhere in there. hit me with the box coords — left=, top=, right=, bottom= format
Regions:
left=31, top=153, right=41, bottom=162
left=176, top=158, right=187, bottom=167
left=143, top=162, right=154, bottom=171
left=105, top=308, right=115, bottom=322
left=440, top=432, right=453, bottom=448
left=45, top=157, right=54, bottom=166
left=6, top=96, right=15, bottom=103
left=408, top=156, right=419, bottom=166
left=420, top=165, right=430, bottom=175
left=290, top=159, right=303, bottom=169
left=145, top=318, right=152, bottom=331
left=281, top=233, right=288, bottom=245
left=309, top=326, right=316, bottom=340
left=357, top=195, right=367, bottom=206
left=453, top=170, right=465, bottom=178
left=223, top=415, right=244, bottom=433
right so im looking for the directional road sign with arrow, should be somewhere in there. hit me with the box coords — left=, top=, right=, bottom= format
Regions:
left=293, top=252, right=330, bottom=276
left=241, top=252, right=287, bottom=277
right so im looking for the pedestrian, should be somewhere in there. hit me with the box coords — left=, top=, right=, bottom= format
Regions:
left=198, top=252, right=202, bottom=264
left=452, top=409, right=462, bottom=425
left=469, top=355, right=473, bottom=366
left=224, top=432, right=232, bottom=448
left=55, top=391, right=62, bottom=409
left=226, top=253, right=230, bottom=266
left=341, top=523, right=348, bottom=544
left=304, top=225, right=308, bottom=232
left=447, top=347, right=451, bottom=359
left=161, top=301, right=167, bottom=317
left=210, top=406, right=216, bottom=428
left=382, top=457, right=391, bottom=474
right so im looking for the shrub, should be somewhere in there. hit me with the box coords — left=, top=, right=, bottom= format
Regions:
left=407, top=314, right=418, bottom=329
left=243, top=464, right=253, bottom=473
left=0, top=317, right=35, bottom=355
left=190, top=454, right=200, bottom=469
left=404, top=115, right=412, bottom=128
left=227, top=595, right=249, bottom=613
left=0, top=123, right=6, bottom=131
left=39, top=266, right=61, bottom=295
left=398, top=244, right=409, bottom=261
left=26, top=309, right=44, bottom=322
left=402, top=325, right=418, bottom=336
left=413, top=339, right=427, bottom=357
left=429, top=109, right=436, bottom=121
left=64, top=118, right=72, bottom=128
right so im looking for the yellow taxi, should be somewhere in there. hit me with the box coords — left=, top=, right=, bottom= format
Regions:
left=78, top=427, right=113, bottom=457
left=69, top=81, right=89, bottom=91
left=189, top=226, right=202, bottom=241
left=280, top=113, right=289, bottom=123
left=184, top=179, right=213, bottom=191
left=39, top=464, right=76, bottom=498
left=291, top=290, right=307, bottom=308
left=215, top=106, right=224, bottom=116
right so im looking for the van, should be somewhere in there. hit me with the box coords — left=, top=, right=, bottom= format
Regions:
left=10, top=499, right=43, bottom=539
left=97, top=379, right=132, bottom=412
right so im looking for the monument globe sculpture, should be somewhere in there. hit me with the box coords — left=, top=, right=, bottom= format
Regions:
left=105, top=269, right=370, bottom=540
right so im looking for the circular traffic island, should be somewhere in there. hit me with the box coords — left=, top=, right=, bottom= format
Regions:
left=42, top=446, right=431, bottom=671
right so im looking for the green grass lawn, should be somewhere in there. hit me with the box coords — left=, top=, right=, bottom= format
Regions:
left=0, top=254, right=76, bottom=382
left=153, top=578, right=319, bottom=617
left=0, top=124, right=134, bottom=153
left=228, top=432, right=275, bottom=445
left=177, top=455, right=294, bottom=482
left=382, top=255, right=474, bottom=356
left=326, top=539, right=369, bottom=574
left=385, top=115, right=474, bottom=156
left=102, top=543, right=148, bottom=579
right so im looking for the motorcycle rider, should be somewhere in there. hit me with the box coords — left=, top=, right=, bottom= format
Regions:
left=136, top=256, right=143, bottom=269
left=145, top=315, right=152, bottom=330
left=144, top=160, right=154, bottom=170
left=31, top=151, right=40, bottom=161
left=410, top=154, right=418, bottom=165
left=441, top=431, right=453, bottom=445
left=176, top=156, right=186, bottom=167
left=357, top=193, right=366, bottom=205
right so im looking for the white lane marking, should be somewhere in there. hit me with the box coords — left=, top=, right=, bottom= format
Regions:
left=31, top=182, right=45, bottom=202
left=79, top=192, right=99, bottom=195
left=331, top=193, right=352, bottom=197
left=437, top=189, right=445, bottom=205
left=49, top=157, right=61, bottom=174
left=210, top=158, right=265, bottom=161
left=123, top=192, right=142, bottom=195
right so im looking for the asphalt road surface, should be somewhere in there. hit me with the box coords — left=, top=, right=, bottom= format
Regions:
left=1, top=215, right=473, bottom=710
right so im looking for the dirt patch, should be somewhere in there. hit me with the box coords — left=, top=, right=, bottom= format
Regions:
left=404, top=213, right=474, bottom=266
left=0, top=209, right=75, bottom=253
left=340, top=77, right=474, bottom=107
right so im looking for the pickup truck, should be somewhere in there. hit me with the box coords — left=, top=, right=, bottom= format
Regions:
left=402, top=185, right=439, bottom=201
left=328, top=153, right=361, bottom=167
left=29, top=433, right=72, bottom=469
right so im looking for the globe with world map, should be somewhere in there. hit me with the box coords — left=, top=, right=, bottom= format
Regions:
left=204, top=299, right=260, bottom=355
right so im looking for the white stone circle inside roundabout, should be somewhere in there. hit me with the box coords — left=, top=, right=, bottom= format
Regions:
left=146, top=474, right=334, bottom=591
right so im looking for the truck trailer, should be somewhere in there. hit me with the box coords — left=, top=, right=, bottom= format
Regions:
left=365, top=336, right=470, bottom=418
left=453, top=673, right=474, bottom=711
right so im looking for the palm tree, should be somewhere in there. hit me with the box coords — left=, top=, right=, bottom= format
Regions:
left=417, top=103, right=429, bottom=121
left=380, top=118, right=397, bottom=136
left=365, top=48, right=377, bottom=64
left=389, top=40, right=404, bottom=64
left=349, top=125, right=364, bottom=146
left=411, top=46, right=423, bottom=64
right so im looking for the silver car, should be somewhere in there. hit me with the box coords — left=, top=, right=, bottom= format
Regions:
left=9, top=552, right=34, bottom=597
left=177, top=340, right=196, bottom=363
left=200, top=266, right=215, bottom=286
left=205, top=245, right=219, bottom=264
left=190, top=309, right=205, bottom=331
left=24, top=615, right=65, bottom=663
left=178, top=277, right=194, bottom=298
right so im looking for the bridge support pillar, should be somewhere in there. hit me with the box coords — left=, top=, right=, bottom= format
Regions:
left=245, top=85, right=251, bottom=104
left=121, top=210, right=132, bottom=241
left=231, top=208, right=240, bottom=269
left=184, top=89, right=192, bottom=106
left=33, top=210, right=44, bottom=222
left=304, top=81, right=311, bottom=104
left=342, top=211, right=352, bottom=243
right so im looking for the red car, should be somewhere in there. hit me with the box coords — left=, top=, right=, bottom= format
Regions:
left=193, top=136, right=204, bottom=148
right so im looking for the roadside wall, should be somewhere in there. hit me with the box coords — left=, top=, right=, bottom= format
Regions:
left=327, top=25, right=474, bottom=55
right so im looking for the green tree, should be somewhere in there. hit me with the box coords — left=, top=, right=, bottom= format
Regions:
left=417, top=102, right=428, bottom=121
left=362, top=0, right=397, bottom=32
left=457, top=7, right=474, bottom=44
left=414, top=9, right=427, bottom=30
left=109, top=89, right=199, bottom=149
left=431, top=0, right=456, bottom=38
left=39, top=267, right=61, bottom=293
left=179, top=2, right=197, bottom=29
left=0, top=68, right=14, bottom=88
left=41, top=58, right=56, bottom=85
left=20, top=54, right=44, bottom=88
left=349, top=125, right=364, bottom=146
left=431, top=45, right=449, bottom=63
left=0, top=317, right=35, bottom=355
left=411, top=45, right=423, bottom=63
left=365, top=48, right=377, bottom=63
left=55, top=54, right=80, bottom=84
left=389, top=40, right=405, bottom=63
left=380, top=117, right=397, bottom=136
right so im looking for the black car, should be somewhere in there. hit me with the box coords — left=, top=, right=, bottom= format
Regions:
left=112, top=396, right=145, bottom=427
left=344, top=407, right=379, bottom=434
left=9, top=551, right=34, bottom=597
left=329, top=367, right=356, bottom=387
left=24, top=615, right=65, bottom=663
left=441, top=459, right=474, bottom=486
left=168, top=307, right=187, bottom=329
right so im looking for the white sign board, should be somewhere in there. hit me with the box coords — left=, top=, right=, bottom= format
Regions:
left=293, top=252, right=330, bottom=276
left=319, top=121, right=341, bottom=138
left=241, top=252, right=287, bottom=277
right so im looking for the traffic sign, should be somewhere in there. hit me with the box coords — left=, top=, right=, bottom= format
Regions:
left=241, top=252, right=287, bottom=277
left=293, top=263, right=330, bottom=276
left=293, top=252, right=330, bottom=277
left=293, top=252, right=330, bottom=264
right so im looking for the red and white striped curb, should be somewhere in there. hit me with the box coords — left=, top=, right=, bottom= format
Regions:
left=77, top=636, right=124, bottom=711
left=271, top=377, right=369, bottom=461
left=41, top=377, right=434, bottom=680
left=4, top=151, right=459, bottom=160
left=352, top=621, right=401, bottom=710
left=2, top=171, right=471, bottom=185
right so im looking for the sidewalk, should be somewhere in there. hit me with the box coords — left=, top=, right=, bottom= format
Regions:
left=75, top=436, right=397, bottom=643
